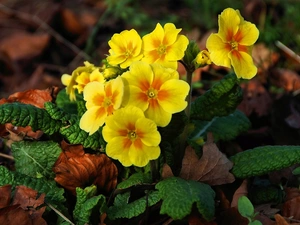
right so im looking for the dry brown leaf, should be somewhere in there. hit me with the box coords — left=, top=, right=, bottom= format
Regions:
left=255, top=204, right=280, bottom=218
left=53, top=141, right=118, bottom=195
left=0, top=32, right=50, bottom=61
left=274, top=214, right=300, bottom=225
left=179, top=133, right=235, bottom=186
left=161, top=163, right=174, bottom=179
left=61, top=8, right=85, bottom=35
left=284, top=187, right=300, bottom=201
left=238, top=79, right=272, bottom=117
left=282, top=196, right=300, bottom=221
left=231, top=179, right=248, bottom=208
left=0, top=205, right=32, bottom=225
left=0, top=185, right=12, bottom=209
left=270, top=68, right=300, bottom=92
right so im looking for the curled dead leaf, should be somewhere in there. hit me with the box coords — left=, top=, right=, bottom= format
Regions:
left=231, top=179, right=248, bottom=208
left=0, top=185, right=12, bottom=209
left=53, top=141, right=118, bottom=195
left=282, top=196, right=300, bottom=221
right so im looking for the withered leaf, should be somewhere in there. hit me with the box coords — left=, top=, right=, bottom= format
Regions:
left=13, top=186, right=46, bottom=211
left=231, top=179, right=248, bottom=208
left=282, top=196, right=300, bottom=221
left=53, top=141, right=118, bottom=195
left=179, top=133, right=235, bottom=186
left=0, top=185, right=12, bottom=209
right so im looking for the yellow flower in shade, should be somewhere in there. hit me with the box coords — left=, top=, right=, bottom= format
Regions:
left=142, top=23, right=189, bottom=69
left=107, top=29, right=143, bottom=69
left=194, top=50, right=212, bottom=68
left=102, top=106, right=161, bottom=167
left=61, top=62, right=104, bottom=101
left=121, top=61, right=190, bottom=127
left=206, top=8, right=259, bottom=79
left=79, top=76, right=124, bottom=135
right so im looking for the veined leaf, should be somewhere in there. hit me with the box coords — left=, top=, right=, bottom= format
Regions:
left=155, top=177, right=215, bottom=221
left=0, top=166, right=65, bottom=207
left=59, top=122, right=105, bottom=149
left=231, top=146, right=300, bottom=178
left=117, top=172, right=152, bottom=189
left=107, top=191, right=160, bottom=220
left=190, top=73, right=243, bottom=121
left=12, top=141, right=62, bottom=179
left=190, top=110, right=251, bottom=142
left=0, top=102, right=62, bottom=135
left=44, top=101, right=76, bottom=124
left=74, top=185, right=106, bottom=225
left=55, top=88, right=82, bottom=115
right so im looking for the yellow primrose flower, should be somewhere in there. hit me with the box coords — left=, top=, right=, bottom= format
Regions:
left=79, top=76, right=124, bottom=135
left=61, top=61, right=104, bottom=101
left=194, top=50, right=212, bottom=68
left=107, top=29, right=143, bottom=69
left=206, top=8, right=259, bottom=79
left=142, top=23, right=189, bottom=69
left=121, top=61, right=190, bottom=127
left=102, top=106, right=161, bottom=167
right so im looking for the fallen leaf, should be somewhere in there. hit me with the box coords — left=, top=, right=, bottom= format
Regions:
left=0, top=32, right=50, bottom=61
left=219, top=207, right=249, bottom=225
left=53, top=141, right=118, bottom=195
left=255, top=204, right=280, bottom=218
left=0, top=185, right=12, bottom=209
left=231, top=179, right=248, bottom=208
left=179, top=133, right=235, bottom=186
left=60, top=8, right=85, bottom=35
left=238, top=79, right=272, bottom=117
left=274, top=214, right=300, bottom=225
left=282, top=196, right=300, bottom=221
left=0, top=205, right=32, bottom=225
left=13, top=186, right=46, bottom=211
left=284, top=187, right=300, bottom=201
left=270, top=68, right=300, bottom=92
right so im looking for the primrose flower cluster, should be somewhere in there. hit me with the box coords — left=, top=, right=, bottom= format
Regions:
left=61, top=8, right=259, bottom=167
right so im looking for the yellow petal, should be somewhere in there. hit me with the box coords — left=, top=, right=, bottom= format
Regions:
left=235, top=21, right=259, bottom=46
left=106, top=76, right=124, bottom=110
left=124, top=85, right=149, bottom=111
left=79, top=106, right=106, bottom=135
left=136, top=118, right=161, bottom=146
left=145, top=99, right=171, bottom=127
left=83, top=82, right=105, bottom=108
left=61, top=74, right=71, bottom=86
left=163, top=23, right=181, bottom=45
left=142, top=23, right=164, bottom=51
left=90, top=69, right=105, bottom=83
left=229, top=50, right=257, bottom=79
left=206, top=33, right=231, bottom=68
left=158, top=79, right=189, bottom=113
left=218, top=8, right=240, bottom=42
left=105, top=136, right=132, bottom=167
left=165, top=34, right=189, bottom=61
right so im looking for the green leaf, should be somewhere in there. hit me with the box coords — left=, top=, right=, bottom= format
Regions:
left=190, top=73, right=243, bottom=121
left=0, top=103, right=62, bottom=135
left=107, top=190, right=160, bottom=220
left=11, top=141, right=62, bottom=179
left=117, top=172, right=152, bottom=189
left=231, top=146, right=300, bottom=179
left=55, top=88, right=82, bottom=115
left=74, top=185, right=106, bottom=225
left=292, top=166, right=300, bottom=175
left=0, top=166, right=65, bottom=207
left=44, top=101, right=76, bottom=124
left=59, top=121, right=105, bottom=149
left=155, top=177, right=215, bottom=221
left=238, top=196, right=254, bottom=219
left=190, top=110, right=251, bottom=142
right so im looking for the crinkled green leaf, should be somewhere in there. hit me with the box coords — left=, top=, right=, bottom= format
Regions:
left=44, top=101, right=76, bottom=124
left=155, top=177, right=215, bottom=221
left=107, top=191, right=160, bottom=220
left=12, top=141, right=62, bottom=179
left=74, top=185, right=106, bottom=225
left=190, top=110, right=251, bottom=142
left=59, top=121, right=105, bottom=149
left=231, top=146, right=300, bottom=179
left=55, top=88, right=82, bottom=115
left=0, top=166, right=65, bottom=207
left=190, top=73, right=243, bottom=121
left=0, top=102, right=62, bottom=135
left=117, top=172, right=152, bottom=189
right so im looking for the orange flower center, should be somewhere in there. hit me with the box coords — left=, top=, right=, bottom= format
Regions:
left=124, top=50, right=132, bottom=58
left=157, top=44, right=166, bottom=56
left=103, top=97, right=112, bottom=107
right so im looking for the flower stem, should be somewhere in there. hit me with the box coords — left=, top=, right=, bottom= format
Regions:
left=185, top=69, right=193, bottom=122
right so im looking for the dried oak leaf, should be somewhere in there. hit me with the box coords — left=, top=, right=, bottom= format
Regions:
left=0, top=88, right=56, bottom=140
left=179, top=133, right=235, bottom=185
left=0, top=185, right=12, bottom=209
left=0, top=185, right=46, bottom=225
left=274, top=214, right=300, bottom=225
left=162, top=133, right=235, bottom=186
left=270, top=68, right=300, bottom=92
left=282, top=196, right=300, bottom=221
left=53, top=141, right=118, bottom=195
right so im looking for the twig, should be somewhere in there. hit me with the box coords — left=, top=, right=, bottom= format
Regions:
left=0, top=3, right=91, bottom=61
left=46, top=203, right=75, bottom=225
left=275, top=40, right=300, bottom=64
left=0, top=152, right=14, bottom=160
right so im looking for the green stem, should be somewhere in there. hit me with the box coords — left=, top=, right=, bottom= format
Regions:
left=185, top=69, right=193, bottom=122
